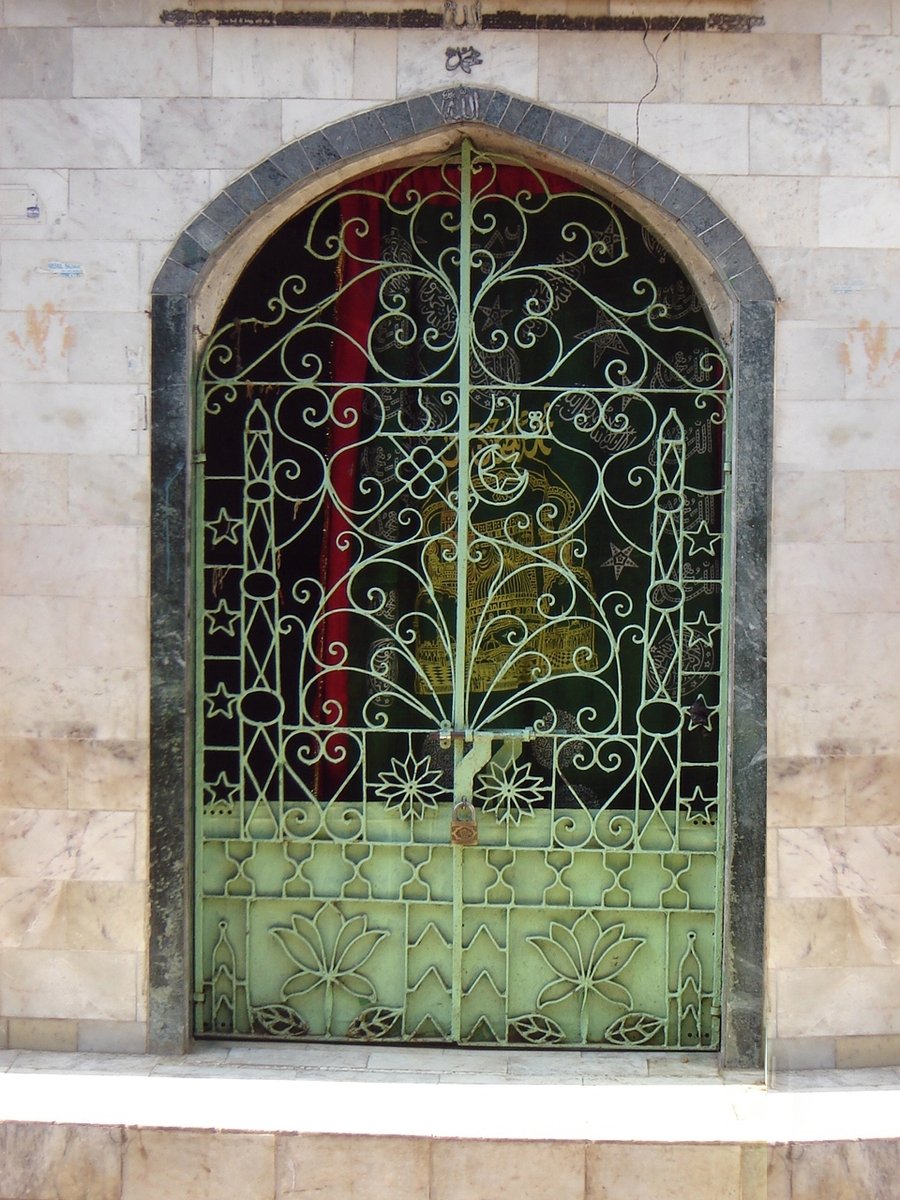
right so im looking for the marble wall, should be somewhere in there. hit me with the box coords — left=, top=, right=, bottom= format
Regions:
left=0, top=0, right=898, bottom=1064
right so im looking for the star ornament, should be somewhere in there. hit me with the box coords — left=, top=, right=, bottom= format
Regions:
left=684, top=521, right=719, bottom=557
left=209, top=507, right=241, bottom=545
left=207, top=599, right=240, bottom=636
left=204, top=771, right=239, bottom=811
left=683, top=694, right=715, bottom=731
left=685, top=612, right=717, bottom=648
left=681, top=787, right=717, bottom=825
left=601, top=542, right=639, bottom=580
left=206, top=682, right=236, bottom=719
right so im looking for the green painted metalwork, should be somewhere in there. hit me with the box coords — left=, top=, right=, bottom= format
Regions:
left=194, top=142, right=732, bottom=1049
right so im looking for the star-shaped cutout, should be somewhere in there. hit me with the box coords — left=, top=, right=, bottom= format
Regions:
left=685, top=612, right=717, bottom=648
left=683, top=694, right=715, bottom=731
left=479, top=293, right=513, bottom=328
left=209, top=507, right=240, bottom=545
left=207, top=599, right=240, bottom=636
left=680, top=787, right=717, bottom=825
left=575, top=317, right=630, bottom=368
left=684, top=521, right=719, bottom=557
left=204, top=771, right=239, bottom=811
left=601, top=542, right=639, bottom=580
left=206, top=682, right=236, bottom=719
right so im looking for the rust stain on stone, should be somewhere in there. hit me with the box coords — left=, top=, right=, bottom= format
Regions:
left=6, top=302, right=74, bottom=370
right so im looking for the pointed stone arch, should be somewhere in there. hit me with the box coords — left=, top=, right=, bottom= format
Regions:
left=150, top=87, right=772, bottom=1066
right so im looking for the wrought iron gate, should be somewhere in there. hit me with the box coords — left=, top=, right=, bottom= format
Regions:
left=195, top=142, right=732, bottom=1048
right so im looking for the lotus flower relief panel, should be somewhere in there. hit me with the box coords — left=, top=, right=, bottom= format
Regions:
left=194, top=142, right=730, bottom=1049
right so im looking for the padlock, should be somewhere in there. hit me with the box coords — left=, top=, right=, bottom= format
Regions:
left=450, top=800, right=478, bottom=846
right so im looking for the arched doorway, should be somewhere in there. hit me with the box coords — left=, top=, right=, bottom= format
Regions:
left=150, top=90, right=771, bottom=1064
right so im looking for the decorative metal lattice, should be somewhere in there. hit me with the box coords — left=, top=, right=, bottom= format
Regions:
left=195, top=142, right=731, bottom=1048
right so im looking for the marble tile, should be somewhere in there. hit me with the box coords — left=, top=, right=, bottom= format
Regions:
left=680, top=32, right=821, bottom=104
left=0, top=98, right=141, bottom=168
left=763, top=248, right=900, bottom=324
left=835, top=1033, right=900, bottom=1067
left=0, top=524, right=144, bottom=597
left=839, top=617, right=900, bottom=689
left=768, top=612, right=848, bottom=687
left=0, top=737, right=68, bottom=809
left=772, top=471, right=845, bottom=542
left=844, top=754, right=900, bottom=825
left=587, top=1143, right=741, bottom=1200
left=767, top=897, right=851, bottom=968
left=0, top=238, right=141, bottom=312
left=695, top=175, right=819, bottom=250
left=7, top=1016, right=78, bottom=1051
left=0, top=596, right=69, bottom=672
left=353, top=30, right=398, bottom=100
left=122, top=1128, right=276, bottom=1200
left=0, top=1121, right=123, bottom=1200
left=77, top=1018, right=147, bottom=1053
left=0, top=454, right=68, bottom=524
left=768, top=1035, right=836, bottom=1071
left=820, top=178, right=900, bottom=249
left=775, top=401, right=900, bottom=474
left=0, top=878, right=66, bottom=948
left=775, top=322, right=848, bottom=401
left=227, top=1042, right=370, bottom=1069
left=142, top=98, right=281, bottom=170
left=0, top=382, right=139, bottom=455
left=0, top=665, right=144, bottom=741
left=845, top=471, right=900, bottom=542
left=606, top=102, right=749, bottom=175
left=5, top=0, right=160, bottom=23
left=63, top=881, right=146, bottom=952
left=778, top=824, right=900, bottom=899
left=212, top=27, right=353, bottom=98
left=822, top=34, right=900, bottom=105
left=847, top=896, right=900, bottom=966
left=777, top=966, right=900, bottom=1036
left=841, top=322, right=900, bottom=400
left=768, top=754, right=845, bottom=826
left=539, top=30, right=681, bottom=103
left=786, top=1138, right=900, bottom=1200
left=67, top=453, right=148, bottom=527
left=0, top=947, right=138, bottom=1020
left=0, top=808, right=136, bottom=881
left=66, top=168, right=211, bottom=240
left=434, top=1139, right=586, bottom=1200
left=0, top=27, right=73, bottom=98
left=750, top=104, right=890, bottom=176
left=277, top=1133, right=431, bottom=1199
left=397, top=31, right=538, bottom=100
left=0, top=307, right=71, bottom=383
left=66, top=311, right=149, bottom=385
left=756, top=0, right=892, bottom=34
left=773, top=683, right=900, bottom=758
left=74, top=27, right=213, bottom=97
left=0, top=167, right=70, bottom=239
left=67, top=739, right=148, bottom=812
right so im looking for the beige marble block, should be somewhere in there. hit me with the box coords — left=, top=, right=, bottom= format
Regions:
left=0, top=238, right=142, bottom=311
left=771, top=471, right=845, bottom=542
left=0, top=947, right=138, bottom=1020
left=0, top=307, right=70, bottom=383
left=66, top=311, right=149, bottom=385
left=776, top=825, right=900, bottom=898
left=757, top=0, right=892, bottom=35
left=5, top=0, right=160, bottom=25
left=433, top=1139, right=587, bottom=1200
left=538, top=30, right=681, bottom=104
left=763, top=248, right=900, bottom=324
left=846, top=472, right=900, bottom=541
left=0, top=1122, right=123, bottom=1200
left=0, top=454, right=68, bottom=525
left=281, top=99, right=366, bottom=144
left=66, top=168, right=211, bottom=241
left=840, top=322, right=900, bottom=400
left=7, top=1015, right=78, bottom=1050
left=353, top=30, right=398, bottom=100
left=777, top=965, right=900, bottom=1036
left=767, top=754, right=846, bottom=827
left=0, top=383, right=140, bottom=456
left=680, top=32, right=821, bottom=104
left=0, top=167, right=70, bottom=239
left=0, top=808, right=137, bottom=881
left=67, top=739, right=148, bottom=812
left=397, top=32, right=538, bottom=100
left=835, top=1032, right=900, bottom=1066
left=750, top=104, right=891, bottom=176
left=0, top=27, right=73, bottom=99
left=277, top=1133, right=431, bottom=1200
left=844, top=754, right=900, bottom=825
left=775, top=321, right=849, bottom=401
left=822, top=33, right=900, bottom=105
left=212, top=27, right=354, bottom=99
left=0, top=736, right=68, bottom=809
left=605, top=102, right=749, bottom=175
left=773, top=682, right=900, bottom=756
left=73, top=27, right=213, bottom=97
left=820, top=178, right=900, bottom=248
left=775, top=400, right=900, bottom=475
left=122, top=1129, right=276, bottom=1200
left=847, top=896, right=900, bottom=965
left=0, top=665, right=145, bottom=741
left=768, top=896, right=852, bottom=967
left=0, top=524, right=144, bottom=596
left=67, top=453, right=148, bottom=527
left=142, top=98, right=282, bottom=170
left=0, top=97, right=141, bottom=168
left=779, top=1139, right=900, bottom=1200
left=587, top=1143, right=742, bottom=1200
left=0, top=878, right=66, bottom=948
